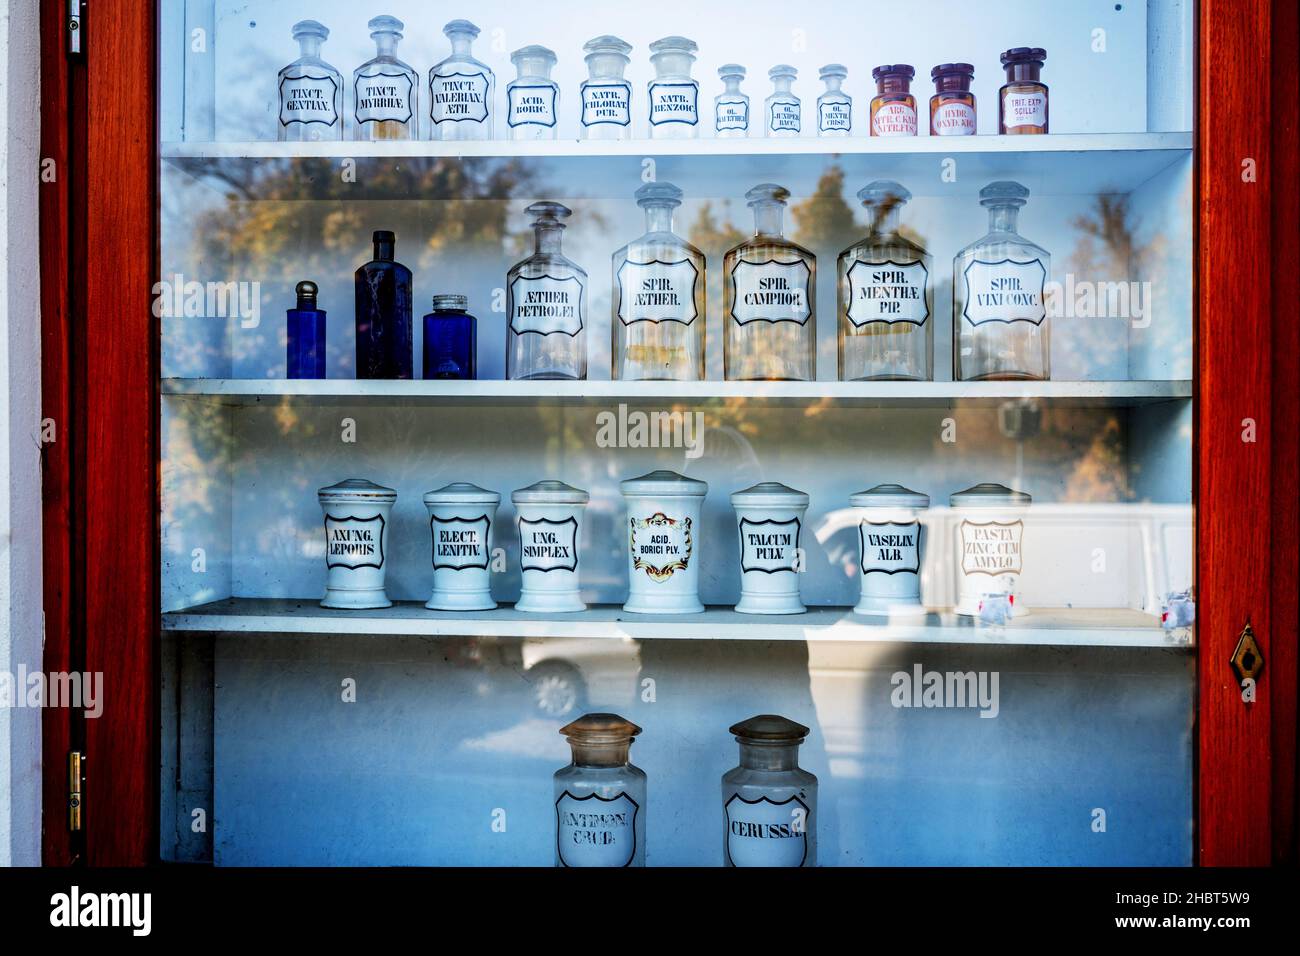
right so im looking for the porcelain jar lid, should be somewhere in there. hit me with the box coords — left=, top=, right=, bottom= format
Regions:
left=850, top=482, right=929, bottom=509
left=730, top=713, right=810, bottom=742
left=423, top=482, right=500, bottom=506
left=730, top=481, right=809, bottom=508
left=619, top=469, right=708, bottom=498
left=511, top=479, right=590, bottom=505
left=317, top=477, right=397, bottom=504
left=949, top=482, right=1031, bottom=507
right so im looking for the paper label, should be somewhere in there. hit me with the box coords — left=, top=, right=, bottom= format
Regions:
left=616, top=259, right=699, bottom=326
left=859, top=520, right=921, bottom=575
left=959, top=520, right=1024, bottom=576
left=556, top=791, right=638, bottom=867
left=509, top=275, right=584, bottom=336
left=354, top=71, right=414, bottom=126
left=818, top=100, right=852, bottom=132
left=739, top=518, right=801, bottom=574
left=519, top=517, right=579, bottom=573
left=961, top=258, right=1047, bottom=326
left=430, top=515, right=491, bottom=571
left=769, top=101, right=800, bottom=133
left=507, top=84, right=558, bottom=129
left=729, top=259, right=812, bottom=326
left=279, top=74, right=339, bottom=129
left=324, top=514, right=384, bottom=570
left=871, top=101, right=917, bottom=136
left=716, top=99, right=749, bottom=131
left=629, top=513, right=692, bottom=582
left=724, top=794, right=810, bottom=867
left=648, top=82, right=699, bottom=126
left=581, top=82, right=631, bottom=127
left=846, top=260, right=930, bottom=328
left=932, top=101, right=976, bottom=135
left=1003, top=90, right=1047, bottom=128
left=429, top=70, right=490, bottom=125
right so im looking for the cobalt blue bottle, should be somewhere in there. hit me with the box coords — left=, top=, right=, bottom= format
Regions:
left=422, top=294, right=478, bottom=379
left=354, top=230, right=413, bottom=379
left=286, top=280, right=327, bottom=378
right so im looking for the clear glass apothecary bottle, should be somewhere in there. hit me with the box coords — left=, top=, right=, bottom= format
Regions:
left=715, top=64, right=750, bottom=137
left=428, top=19, right=494, bottom=140
left=817, top=64, right=852, bottom=136
left=507, top=202, right=587, bottom=381
left=647, top=36, right=700, bottom=138
left=724, top=184, right=816, bottom=381
left=277, top=20, right=343, bottom=142
left=554, top=713, right=646, bottom=867
left=765, top=65, right=800, bottom=137
left=722, top=715, right=817, bottom=867
left=953, top=181, right=1050, bottom=380
left=580, top=36, right=633, bottom=140
left=507, top=45, right=559, bottom=141
left=612, top=182, right=706, bottom=381
left=838, top=180, right=932, bottom=381
left=351, top=15, right=417, bottom=141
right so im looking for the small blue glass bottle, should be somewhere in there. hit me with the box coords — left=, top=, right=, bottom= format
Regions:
left=286, top=280, right=327, bottom=378
left=355, top=229, right=413, bottom=379
left=422, top=294, right=478, bottom=379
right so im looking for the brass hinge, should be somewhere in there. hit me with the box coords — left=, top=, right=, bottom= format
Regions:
left=68, top=751, right=84, bottom=831
left=66, top=1, right=83, bottom=57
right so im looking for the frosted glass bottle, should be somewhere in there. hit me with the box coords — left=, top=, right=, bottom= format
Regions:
left=838, top=181, right=932, bottom=381
left=507, top=45, right=559, bottom=141
left=647, top=36, right=700, bottom=139
left=580, top=36, right=633, bottom=140
left=765, top=65, right=800, bottom=137
left=277, top=20, right=343, bottom=142
left=507, top=202, right=587, bottom=380
left=714, top=64, right=750, bottom=138
left=817, top=64, right=852, bottom=136
left=953, top=181, right=1051, bottom=380
left=723, top=184, right=816, bottom=381
left=722, top=715, right=817, bottom=867
left=612, top=182, right=706, bottom=381
left=554, top=714, right=646, bottom=867
left=351, top=16, right=418, bottom=141
left=428, top=19, right=494, bottom=140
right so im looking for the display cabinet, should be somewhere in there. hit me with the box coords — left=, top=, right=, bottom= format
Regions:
left=37, top=0, right=1298, bottom=866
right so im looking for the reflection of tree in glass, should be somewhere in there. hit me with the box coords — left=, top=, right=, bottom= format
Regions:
left=791, top=166, right=857, bottom=252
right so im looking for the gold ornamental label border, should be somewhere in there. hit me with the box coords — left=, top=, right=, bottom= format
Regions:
left=630, top=512, right=693, bottom=582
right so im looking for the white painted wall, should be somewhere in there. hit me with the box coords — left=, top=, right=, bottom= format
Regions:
left=0, top=0, right=43, bottom=867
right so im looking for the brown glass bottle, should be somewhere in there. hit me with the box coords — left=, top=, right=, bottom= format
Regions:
left=998, top=47, right=1047, bottom=134
left=870, top=65, right=917, bottom=137
left=930, top=63, right=976, bottom=136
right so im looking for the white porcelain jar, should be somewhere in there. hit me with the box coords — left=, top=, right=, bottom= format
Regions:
left=423, top=482, right=500, bottom=611
left=512, top=480, right=589, bottom=613
left=317, top=478, right=397, bottom=609
left=730, top=482, right=808, bottom=615
left=850, top=483, right=928, bottom=616
left=619, top=470, right=707, bottom=614
left=950, top=482, right=1031, bottom=618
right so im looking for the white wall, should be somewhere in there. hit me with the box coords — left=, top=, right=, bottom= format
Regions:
left=0, top=0, right=43, bottom=867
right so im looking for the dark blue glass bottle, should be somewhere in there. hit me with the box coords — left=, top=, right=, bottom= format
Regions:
left=286, top=280, right=327, bottom=379
left=422, top=294, right=478, bottom=379
left=354, top=230, right=413, bottom=379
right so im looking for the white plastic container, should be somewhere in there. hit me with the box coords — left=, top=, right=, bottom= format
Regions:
left=950, top=482, right=1031, bottom=618
left=512, top=480, right=589, bottom=613
left=730, top=482, right=808, bottom=615
left=317, top=478, right=397, bottom=609
left=850, top=483, right=928, bottom=616
left=619, top=470, right=707, bottom=614
left=423, top=482, right=500, bottom=611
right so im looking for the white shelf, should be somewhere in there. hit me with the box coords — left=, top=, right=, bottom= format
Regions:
left=162, top=598, right=1191, bottom=649
left=161, top=377, right=1192, bottom=408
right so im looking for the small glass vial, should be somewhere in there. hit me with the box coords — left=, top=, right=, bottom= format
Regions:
left=724, top=184, right=816, bottom=381
left=714, top=64, right=750, bottom=138
left=816, top=64, right=852, bottom=137
left=999, top=47, right=1048, bottom=134
left=612, top=182, right=706, bottom=381
left=351, top=16, right=418, bottom=141
left=277, top=20, right=343, bottom=142
left=850, top=483, right=928, bottom=617
left=620, top=470, right=708, bottom=615
left=765, top=65, right=800, bottom=137
left=722, top=715, right=817, bottom=868
left=838, top=180, right=932, bottom=381
left=507, top=202, right=588, bottom=381
left=286, top=280, right=326, bottom=379
left=422, top=294, right=477, bottom=380
left=930, top=62, right=976, bottom=136
left=870, top=64, right=917, bottom=137
left=953, top=181, right=1050, bottom=381
left=318, top=478, right=396, bottom=609
left=354, top=230, right=413, bottom=379
left=513, top=480, right=589, bottom=614
left=428, top=19, right=494, bottom=140
left=507, top=45, right=559, bottom=141
left=647, top=36, right=700, bottom=139
left=950, top=482, right=1031, bottom=619
left=580, top=36, right=633, bottom=140
left=554, top=714, right=646, bottom=868
left=731, top=482, right=809, bottom=615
